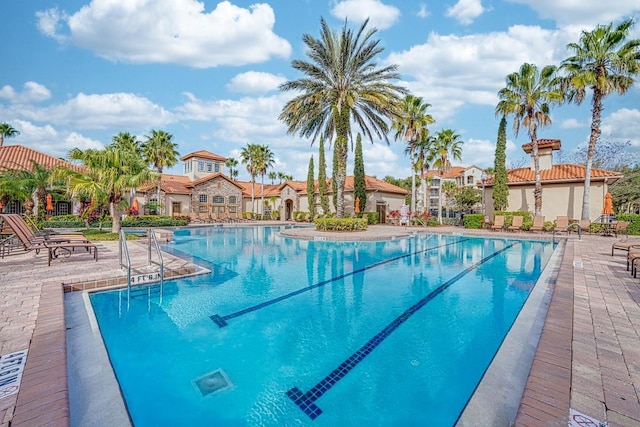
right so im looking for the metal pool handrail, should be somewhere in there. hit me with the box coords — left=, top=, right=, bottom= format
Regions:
left=552, top=222, right=581, bottom=245
left=119, top=229, right=132, bottom=298
left=147, top=228, right=164, bottom=288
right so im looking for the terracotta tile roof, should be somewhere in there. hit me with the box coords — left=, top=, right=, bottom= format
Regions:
left=180, top=150, right=227, bottom=162
left=522, top=139, right=561, bottom=153
left=236, top=181, right=282, bottom=197
left=422, top=166, right=466, bottom=179
left=485, top=164, right=623, bottom=185
left=289, top=175, right=408, bottom=195
left=139, top=174, right=192, bottom=194
left=0, top=144, right=83, bottom=173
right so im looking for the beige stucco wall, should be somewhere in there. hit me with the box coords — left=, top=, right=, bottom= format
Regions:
left=485, top=180, right=610, bottom=221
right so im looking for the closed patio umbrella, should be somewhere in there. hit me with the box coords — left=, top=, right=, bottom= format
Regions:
left=46, top=194, right=54, bottom=211
left=355, top=197, right=360, bottom=213
left=603, top=192, right=614, bottom=216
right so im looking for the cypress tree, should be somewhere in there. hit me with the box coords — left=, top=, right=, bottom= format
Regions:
left=318, top=136, right=329, bottom=215
left=307, top=155, right=316, bottom=216
left=353, top=133, right=366, bottom=214
left=332, top=142, right=338, bottom=210
left=492, top=116, right=509, bottom=211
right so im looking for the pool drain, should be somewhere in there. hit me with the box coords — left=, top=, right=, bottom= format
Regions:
left=194, top=369, right=232, bottom=396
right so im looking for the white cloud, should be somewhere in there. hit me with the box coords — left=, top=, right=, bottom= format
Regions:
left=361, top=142, right=404, bottom=177
left=446, top=0, right=486, bottom=25
left=226, top=71, right=287, bottom=93
left=10, top=120, right=104, bottom=158
left=505, top=0, right=640, bottom=27
left=387, top=25, right=569, bottom=120
left=417, top=3, right=431, bottom=18
left=600, top=108, right=640, bottom=148
left=560, top=118, right=584, bottom=129
left=0, top=82, right=51, bottom=104
left=36, top=0, right=291, bottom=68
left=331, top=0, right=401, bottom=30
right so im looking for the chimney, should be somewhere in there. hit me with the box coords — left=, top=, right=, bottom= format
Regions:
left=522, top=139, right=561, bottom=171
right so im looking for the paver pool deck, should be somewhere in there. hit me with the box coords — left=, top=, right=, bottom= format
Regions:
left=0, top=224, right=639, bottom=426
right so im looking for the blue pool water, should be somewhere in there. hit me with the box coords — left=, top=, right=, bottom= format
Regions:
left=89, top=226, right=554, bottom=426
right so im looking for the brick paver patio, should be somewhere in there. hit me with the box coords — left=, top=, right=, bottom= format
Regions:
left=0, top=225, right=639, bottom=426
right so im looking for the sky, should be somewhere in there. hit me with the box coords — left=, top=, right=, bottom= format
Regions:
left=1, top=0, right=639, bottom=181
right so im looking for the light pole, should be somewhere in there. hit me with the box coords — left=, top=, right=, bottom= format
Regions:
left=481, top=172, right=487, bottom=214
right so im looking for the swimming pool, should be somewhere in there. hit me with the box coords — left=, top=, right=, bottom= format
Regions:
left=89, top=226, right=554, bottom=426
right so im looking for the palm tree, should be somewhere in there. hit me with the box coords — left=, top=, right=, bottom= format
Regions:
left=255, top=145, right=275, bottom=217
left=392, top=95, right=435, bottom=215
left=560, top=19, right=640, bottom=220
left=279, top=18, right=405, bottom=218
left=225, top=157, right=239, bottom=179
left=0, top=122, right=19, bottom=147
left=496, top=63, right=563, bottom=217
left=110, top=132, right=143, bottom=157
left=277, top=171, right=287, bottom=184
left=268, top=171, right=277, bottom=185
left=0, top=161, right=57, bottom=218
left=431, top=129, right=464, bottom=223
left=54, top=146, right=156, bottom=233
left=141, top=129, right=179, bottom=215
left=240, top=143, right=261, bottom=213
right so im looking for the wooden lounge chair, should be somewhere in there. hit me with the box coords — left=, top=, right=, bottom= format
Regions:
left=490, top=215, right=505, bottom=231
left=612, top=221, right=629, bottom=238
left=507, top=215, right=523, bottom=232
left=530, top=216, right=545, bottom=233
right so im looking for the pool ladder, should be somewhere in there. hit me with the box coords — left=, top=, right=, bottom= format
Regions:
left=119, top=228, right=165, bottom=301
left=552, top=222, right=582, bottom=245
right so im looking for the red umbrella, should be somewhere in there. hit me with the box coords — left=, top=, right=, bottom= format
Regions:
left=46, top=194, right=54, bottom=211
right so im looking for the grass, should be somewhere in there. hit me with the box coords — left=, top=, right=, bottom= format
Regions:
left=80, top=229, right=139, bottom=241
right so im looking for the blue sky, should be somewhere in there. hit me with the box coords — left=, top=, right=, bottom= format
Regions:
left=1, top=0, right=639, bottom=181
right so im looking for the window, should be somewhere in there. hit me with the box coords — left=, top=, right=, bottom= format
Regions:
left=207, top=162, right=213, bottom=172
left=212, top=195, right=224, bottom=204
left=199, top=194, right=208, bottom=204
left=229, top=206, right=237, bottom=213
left=215, top=163, right=220, bottom=173
left=229, top=196, right=237, bottom=205
left=467, top=176, right=474, bottom=185
left=58, top=202, right=69, bottom=215
left=184, top=161, right=192, bottom=173
left=198, top=160, right=204, bottom=171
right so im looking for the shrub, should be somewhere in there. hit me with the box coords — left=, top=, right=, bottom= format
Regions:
left=360, top=211, right=379, bottom=224
left=614, top=213, right=640, bottom=235
left=121, top=215, right=188, bottom=227
left=315, top=218, right=368, bottom=231
left=463, top=214, right=484, bottom=229
left=44, top=214, right=84, bottom=228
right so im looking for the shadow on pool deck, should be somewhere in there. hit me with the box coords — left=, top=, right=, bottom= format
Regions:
left=0, top=224, right=639, bottom=426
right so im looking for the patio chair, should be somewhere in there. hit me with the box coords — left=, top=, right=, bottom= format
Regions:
left=530, top=216, right=545, bottom=233
left=612, top=238, right=640, bottom=256
left=506, top=215, right=523, bottom=232
left=1, top=214, right=89, bottom=245
left=577, top=219, right=591, bottom=234
left=612, top=221, right=629, bottom=238
left=189, top=212, right=203, bottom=223
left=553, top=216, right=570, bottom=234
left=490, top=215, right=505, bottom=231
left=0, top=215, right=97, bottom=265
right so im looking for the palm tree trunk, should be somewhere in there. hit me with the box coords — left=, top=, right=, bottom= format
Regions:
left=261, top=174, right=265, bottom=218
left=531, top=127, right=542, bottom=217
left=251, top=177, right=255, bottom=214
left=581, top=90, right=603, bottom=220
left=410, top=155, right=416, bottom=215
left=111, top=201, right=122, bottom=234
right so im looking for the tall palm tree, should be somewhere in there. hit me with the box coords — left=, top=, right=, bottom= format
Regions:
left=277, top=171, right=287, bottom=184
left=412, top=133, right=435, bottom=212
left=392, top=95, right=435, bottom=215
left=141, top=129, right=179, bottom=215
left=0, top=122, right=19, bottom=147
left=268, top=171, right=277, bottom=185
left=279, top=18, right=405, bottom=218
left=560, top=19, right=640, bottom=220
left=496, top=63, right=563, bottom=217
left=54, top=146, right=156, bottom=233
left=255, top=145, right=275, bottom=217
left=432, top=129, right=464, bottom=223
left=225, top=157, right=238, bottom=180
left=110, top=132, right=143, bottom=157
left=240, top=143, right=261, bottom=213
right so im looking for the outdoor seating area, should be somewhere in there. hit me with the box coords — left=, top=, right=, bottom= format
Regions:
left=0, top=214, right=98, bottom=265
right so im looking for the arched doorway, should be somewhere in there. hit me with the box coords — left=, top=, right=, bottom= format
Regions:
left=285, top=199, right=294, bottom=221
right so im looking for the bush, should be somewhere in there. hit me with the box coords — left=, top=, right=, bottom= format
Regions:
left=121, top=215, right=188, bottom=227
left=463, top=214, right=484, bottom=229
left=44, top=214, right=84, bottom=228
left=613, top=213, right=640, bottom=235
left=315, top=218, right=368, bottom=231
left=360, top=211, right=379, bottom=224
left=493, top=211, right=534, bottom=230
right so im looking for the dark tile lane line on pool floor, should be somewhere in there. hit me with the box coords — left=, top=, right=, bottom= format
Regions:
left=209, top=238, right=470, bottom=328
left=287, top=242, right=518, bottom=420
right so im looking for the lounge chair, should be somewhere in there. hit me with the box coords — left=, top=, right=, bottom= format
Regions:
left=1, top=214, right=88, bottom=245
left=507, top=215, right=523, bottom=232
left=577, top=219, right=591, bottom=234
left=611, top=238, right=640, bottom=256
left=530, top=216, right=545, bottom=233
left=189, top=212, right=203, bottom=223
left=490, top=215, right=505, bottom=231
left=553, top=216, right=570, bottom=234
left=1, top=214, right=97, bottom=265
left=198, top=212, right=211, bottom=223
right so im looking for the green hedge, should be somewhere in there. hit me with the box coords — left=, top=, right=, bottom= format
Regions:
left=463, top=214, right=484, bottom=229
left=358, top=211, right=379, bottom=224
left=315, top=218, right=368, bottom=231
left=614, top=214, right=640, bottom=235
left=44, top=214, right=188, bottom=228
